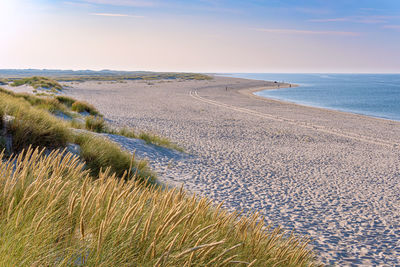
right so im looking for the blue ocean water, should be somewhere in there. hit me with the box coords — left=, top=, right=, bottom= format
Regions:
left=224, top=73, right=400, bottom=121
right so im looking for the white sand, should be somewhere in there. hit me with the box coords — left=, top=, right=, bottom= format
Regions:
left=60, top=76, right=400, bottom=265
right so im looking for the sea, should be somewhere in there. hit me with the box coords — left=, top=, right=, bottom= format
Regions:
left=223, top=73, right=400, bottom=122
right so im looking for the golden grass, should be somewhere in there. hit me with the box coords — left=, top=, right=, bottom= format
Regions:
left=0, top=147, right=319, bottom=266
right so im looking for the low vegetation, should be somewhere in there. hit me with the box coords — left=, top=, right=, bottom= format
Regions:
left=85, top=116, right=106, bottom=133
left=104, top=127, right=184, bottom=152
left=138, top=132, right=184, bottom=152
left=1, top=86, right=182, bottom=151
left=0, top=147, right=318, bottom=266
left=0, top=88, right=154, bottom=182
left=0, top=93, right=71, bottom=151
left=74, top=134, right=155, bottom=182
left=71, top=101, right=101, bottom=116
left=57, top=72, right=212, bottom=82
left=56, top=95, right=77, bottom=107
left=10, top=76, right=63, bottom=92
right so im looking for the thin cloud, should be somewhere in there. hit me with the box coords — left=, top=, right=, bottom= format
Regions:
left=82, top=0, right=157, bottom=7
left=383, top=25, right=400, bottom=29
left=255, top=28, right=360, bottom=36
left=90, top=13, right=144, bottom=18
left=310, top=16, right=389, bottom=24
left=309, top=18, right=349, bottom=22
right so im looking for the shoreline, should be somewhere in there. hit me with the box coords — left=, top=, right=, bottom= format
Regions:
left=238, top=81, right=400, bottom=123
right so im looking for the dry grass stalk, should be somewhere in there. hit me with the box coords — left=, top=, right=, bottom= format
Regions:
left=0, top=148, right=318, bottom=266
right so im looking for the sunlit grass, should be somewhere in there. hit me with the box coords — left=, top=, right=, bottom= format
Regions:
left=0, top=147, right=319, bottom=266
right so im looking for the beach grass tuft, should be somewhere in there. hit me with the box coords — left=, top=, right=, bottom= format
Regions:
left=74, top=133, right=155, bottom=182
left=0, top=147, right=319, bottom=266
left=139, top=131, right=184, bottom=152
left=85, top=116, right=106, bottom=133
left=71, top=101, right=101, bottom=116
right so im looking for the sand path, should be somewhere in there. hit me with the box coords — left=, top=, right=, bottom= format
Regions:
left=63, top=76, right=400, bottom=266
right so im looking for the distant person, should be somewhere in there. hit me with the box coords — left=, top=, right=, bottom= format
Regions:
left=225, top=86, right=228, bottom=91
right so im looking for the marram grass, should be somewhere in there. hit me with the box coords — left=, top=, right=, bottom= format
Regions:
left=10, top=76, right=63, bottom=92
left=0, top=147, right=319, bottom=266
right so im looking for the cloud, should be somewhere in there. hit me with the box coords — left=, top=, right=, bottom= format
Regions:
left=309, top=18, right=349, bottom=22
left=309, top=16, right=390, bottom=24
left=82, top=0, right=157, bottom=7
left=90, top=13, right=144, bottom=18
left=383, top=25, right=400, bottom=29
left=255, top=28, right=360, bottom=36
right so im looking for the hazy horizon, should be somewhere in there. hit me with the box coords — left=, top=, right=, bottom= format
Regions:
left=1, top=69, right=400, bottom=75
left=1, top=0, right=400, bottom=73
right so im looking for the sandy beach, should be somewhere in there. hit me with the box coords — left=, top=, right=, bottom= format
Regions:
left=61, top=76, right=400, bottom=265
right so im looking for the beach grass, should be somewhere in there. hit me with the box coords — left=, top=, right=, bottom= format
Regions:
left=85, top=116, right=107, bottom=133
left=71, top=101, right=101, bottom=116
left=0, top=93, right=72, bottom=151
left=74, top=133, right=155, bottom=182
left=1, top=86, right=182, bottom=152
left=0, top=147, right=318, bottom=266
left=139, top=131, right=184, bottom=152
left=0, top=88, right=153, bottom=182
left=10, top=76, right=63, bottom=92
left=105, top=127, right=184, bottom=152
left=56, top=72, right=212, bottom=82
left=56, top=95, right=77, bottom=107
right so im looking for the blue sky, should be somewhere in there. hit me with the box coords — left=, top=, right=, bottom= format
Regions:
left=1, top=0, right=400, bottom=72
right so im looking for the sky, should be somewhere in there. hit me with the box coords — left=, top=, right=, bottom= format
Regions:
left=1, top=0, right=400, bottom=73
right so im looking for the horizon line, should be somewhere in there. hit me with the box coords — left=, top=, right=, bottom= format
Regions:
left=0, top=68, right=399, bottom=75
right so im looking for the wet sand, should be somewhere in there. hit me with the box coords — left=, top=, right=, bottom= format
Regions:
left=61, top=76, right=400, bottom=265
